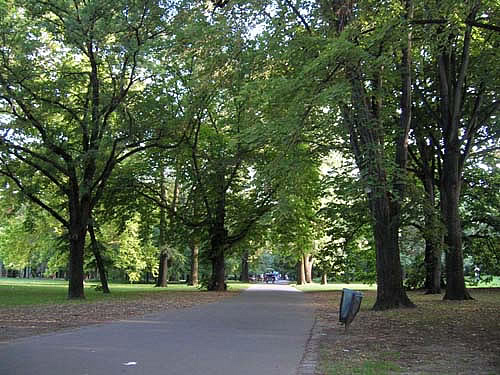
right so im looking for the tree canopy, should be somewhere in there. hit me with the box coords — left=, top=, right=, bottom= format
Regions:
left=1, top=0, right=498, bottom=306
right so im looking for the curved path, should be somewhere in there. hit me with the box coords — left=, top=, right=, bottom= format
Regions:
left=0, top=283, right=314, bottom=375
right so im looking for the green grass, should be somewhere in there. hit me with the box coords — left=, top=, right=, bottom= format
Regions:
left=469, top=275, right=500, bottom=288
left=294, top=282, right=377, bottom=293
left=322, top=358, right=402, bottom=375
left=226, top=281, right=253, bottom=291
left=0, top=278, right=215, bottom=307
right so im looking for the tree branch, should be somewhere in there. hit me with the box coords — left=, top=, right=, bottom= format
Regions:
left=283, top=0, right=312, bottom=34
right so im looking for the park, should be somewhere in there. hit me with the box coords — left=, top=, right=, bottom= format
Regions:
left=0, top=0, right=499, bottom=374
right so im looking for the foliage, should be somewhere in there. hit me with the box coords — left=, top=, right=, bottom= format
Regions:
left=0, top=203, right=60, bottom=272
left=0, top=0, right=498, bottom=300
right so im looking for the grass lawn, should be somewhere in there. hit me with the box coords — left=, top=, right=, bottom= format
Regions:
left=0, top=278, right=248, bottom=307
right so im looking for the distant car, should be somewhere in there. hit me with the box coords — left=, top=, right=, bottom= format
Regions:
left=264, top=273, right=276, bottom=283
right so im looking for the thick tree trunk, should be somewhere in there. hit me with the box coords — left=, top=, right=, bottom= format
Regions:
left=68, top=230, right=86, bottom=299
left=188, top=235, right=199, bottom=286
left=321, top=273, right=328, bottom=285
left=441, top=152, right=472, bottom=300
left=209, top=235, right=226, bottom=291
left=67, top=196, right=90, bottom=299
left=240, top=250, right=249, bottom=283
left=208, top=167, right=227, bottom=292
left=209, top=219, right=227, bottom=291
left=370, top=192, right=415, bottom=310
left=88, top=223, right=110, bottom=293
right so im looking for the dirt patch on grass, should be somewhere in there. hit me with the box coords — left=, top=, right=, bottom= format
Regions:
left=0, top=291, right=234, bottom=343
left=310, top=288, right=500, bottom=374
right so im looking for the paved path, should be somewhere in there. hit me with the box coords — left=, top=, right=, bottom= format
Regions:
left=0, top=284, right=314, bottom=375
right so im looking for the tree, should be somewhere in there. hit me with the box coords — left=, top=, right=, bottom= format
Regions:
left=146, top=6, right=283, bottom=291
left=0, top=0, right=177, bottom=298
left=412, top=0, right=499, bottom=299
left=318, top=155, right=375, bottom=284
left=0, top=203, right=59, bottom=273
left=408, top=116, right=444, bottom=294
left=307, top=0, right=415, bottom=309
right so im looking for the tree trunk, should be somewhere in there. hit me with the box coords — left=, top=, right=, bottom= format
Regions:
left=209, top=229, right=226, bottom=291
left=88, top=223, right=110, bottom=294
left=209, top=206, right=227, bottom=291
left=156, top=252, right=168, bottom=287
left=208, top=166, right=227, bottom=292
left=297, top=257, right=306, bottom=285
left=68, top=230, right=86, bottom=299
left=435, top=13, right=476, bottom=300
left=414, top=123, right=442, bottom=294
left=321, top=273, right=328, bottom=285
left=188, top=234, right=199, bottom=286
left=240, top=250, right=249, bottom=283
left=441, top=152, right=472, bottom=300
left=370, top=191, right=415, bottom=310
left=304, top=254, right=314, bottom=283
left=156, top=172, right=168, bottom=287
left=423, top=177, right=442, bottom=294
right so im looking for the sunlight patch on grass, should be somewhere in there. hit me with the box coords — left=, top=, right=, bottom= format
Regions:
left=294, top=282, right=377, bottom=293
left=0, top=278, right=205, bottom=307
left=226, top=281, right=252, bottom=291
left=468, top=275, right=500, bottom=288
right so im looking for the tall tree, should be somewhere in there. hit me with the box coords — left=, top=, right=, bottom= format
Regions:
left=409, top=120, right=444, bottom=294
left=412, top=0, right=499, bottom=299
left=0, top=0, right=177, bottom=298
left=312, top=0, right=416, bottom=309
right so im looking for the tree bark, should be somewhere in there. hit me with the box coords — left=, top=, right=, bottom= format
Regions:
left=67, top=195, right=91, bottom=299
left=240, top=250, right=249, bottom=283
left=441, top=152, right=472, bottom=300
left=188, top=234, right=199, bottom=286
left=369, top=189, right=415, bottom=310
left=68, top=230, right=86, bottom=299
left=304, top=254, right=314, bottom=283
left=209, top=228, right=226, bottom=291
left=156, top=170, right=168, bottom=287
left=156, top=252, right=168, bottom=287
left=321, top=273, right=328, bottom=285
left=297, top=257, right=306, bottom=285
left=423, top=177, right=442, bottom=294
left=208, top=166, right=227, bottom=291
left=88, top=223, right=110, bottom=293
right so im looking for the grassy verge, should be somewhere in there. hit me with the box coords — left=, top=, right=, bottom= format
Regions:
left=305, top=286, right=500, bottom=374
left=0, top=278, right=247, bottom=307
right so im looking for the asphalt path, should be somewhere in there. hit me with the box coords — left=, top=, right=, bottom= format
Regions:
left=0, top=283, right=314, bottom=375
